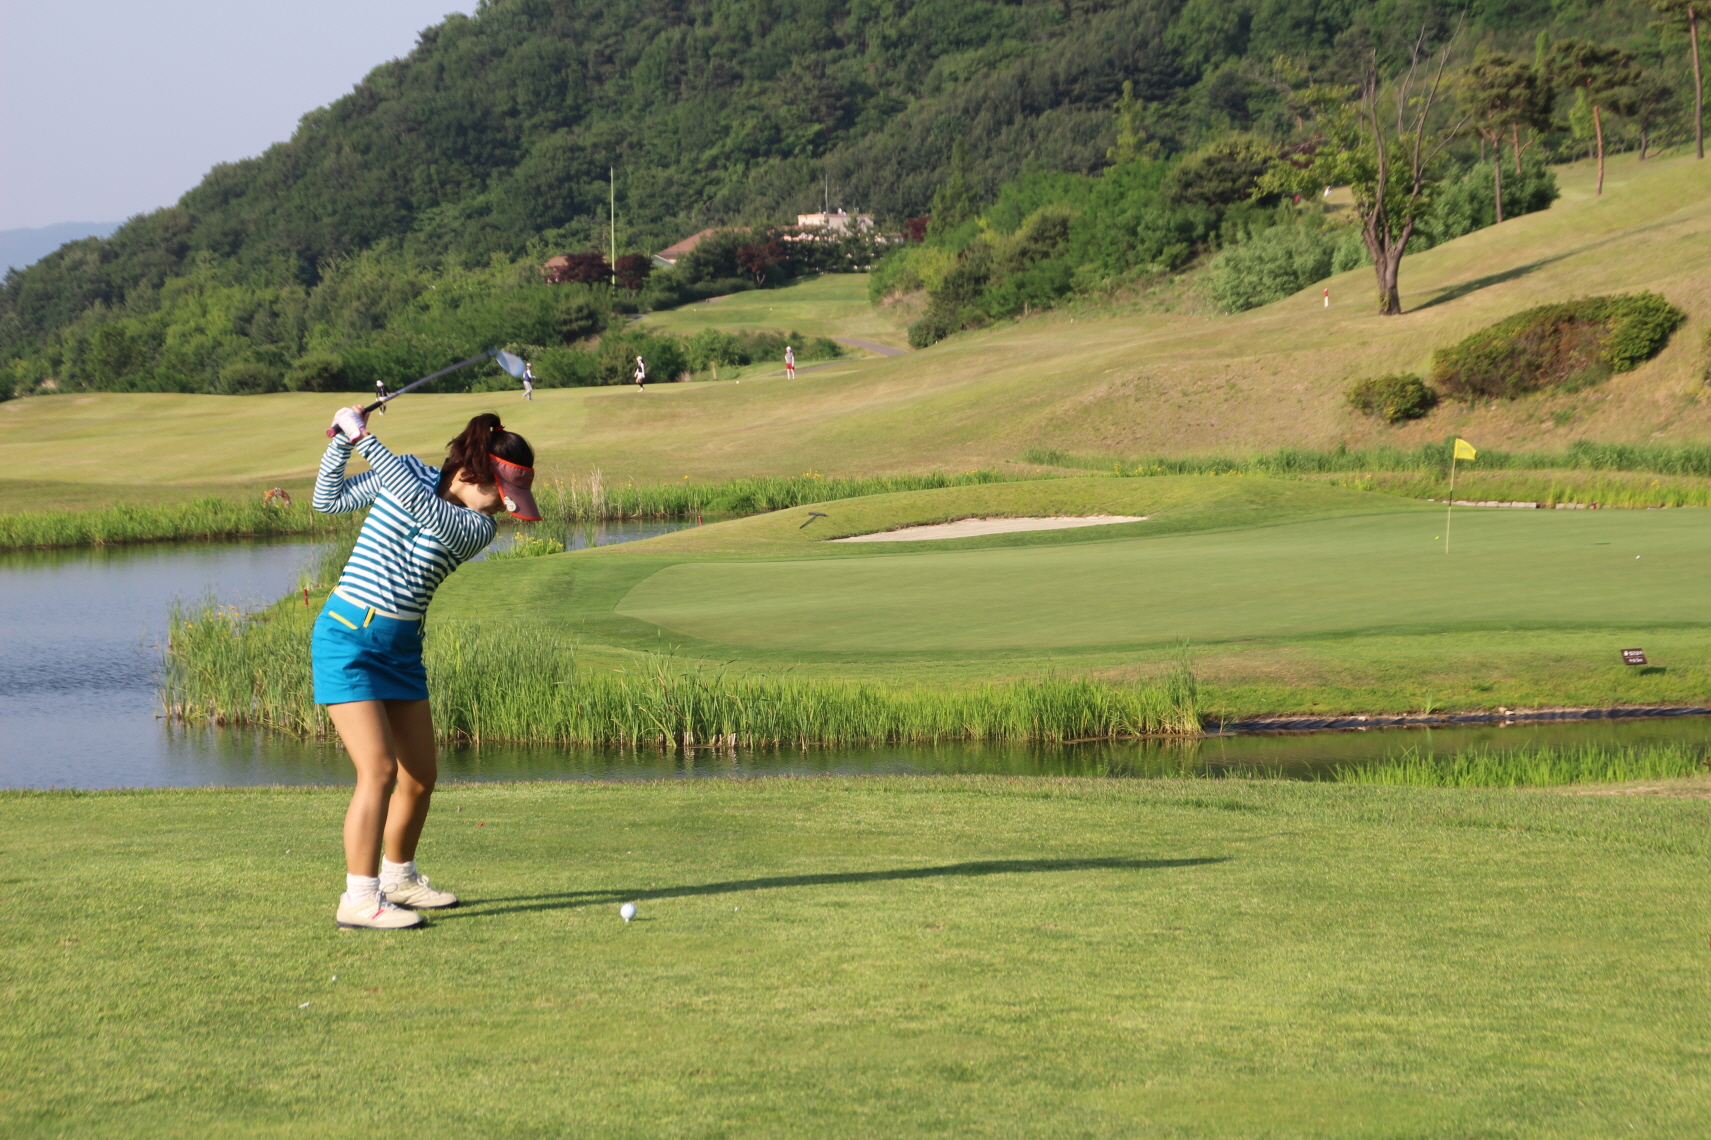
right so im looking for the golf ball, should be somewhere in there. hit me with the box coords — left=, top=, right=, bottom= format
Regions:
left=620, top=903, right=637, bottom=922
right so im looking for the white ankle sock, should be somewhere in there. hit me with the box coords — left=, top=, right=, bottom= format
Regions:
left=380, top=858, right=416, bottom=885
left=345, top=873, right=380, bottom=901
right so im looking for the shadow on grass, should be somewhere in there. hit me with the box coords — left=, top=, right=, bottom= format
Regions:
left=1413, top=252, right=1573, bottom=311
left=443, top=855, right=1227, bottom=919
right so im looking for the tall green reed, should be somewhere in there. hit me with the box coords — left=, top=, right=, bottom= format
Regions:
left=11, top=469, right=1041, bottom=550
left=0, top=497, right=361, bottom=551
left=537, top=468, right=1034, bottom=522
left=1024, top=440, right=1711, bottom=478
left=1022, top=443, right=1711, bottom=508
left=163, top=603, right=1202, bottom=746
left=1334, top=742, right=1707, bottom=788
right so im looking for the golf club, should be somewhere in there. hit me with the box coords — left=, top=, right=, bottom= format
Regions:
left=326, top=349, right=528, bottom=437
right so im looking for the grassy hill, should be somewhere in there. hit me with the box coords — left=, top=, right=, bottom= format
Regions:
left=633, top=273, right=912, bottom=353
left=5, top=150, right=1709, bottom=514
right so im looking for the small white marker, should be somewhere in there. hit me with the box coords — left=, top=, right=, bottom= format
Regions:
left=299, top=1002, right=312, bottom=1009
left=620, top=903, right=637, bottom=922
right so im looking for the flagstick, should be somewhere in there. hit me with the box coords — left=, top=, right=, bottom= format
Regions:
left=1445, top=452, right=1457, bottom=554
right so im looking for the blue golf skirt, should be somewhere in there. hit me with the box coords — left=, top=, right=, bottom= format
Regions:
left=311, top=591, right=429, bottom=704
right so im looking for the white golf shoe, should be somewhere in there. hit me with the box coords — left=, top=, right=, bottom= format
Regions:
left=336, top=892, right=425, bottom=930
left=380, top=871, right=459, bottom=910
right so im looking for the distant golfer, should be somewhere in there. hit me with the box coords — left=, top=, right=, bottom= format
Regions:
left=522, top=362, right=534, bottom=401
left=375, top=377, right=388, bottom=415
left=311, top=408, right=540, bottom=930
left=634, top=354, right=647, bottom=391
left=784, top=344, right=796, bottom=379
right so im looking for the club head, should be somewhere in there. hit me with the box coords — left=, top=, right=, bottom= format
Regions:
left=492, top=349, right=528, bottom=378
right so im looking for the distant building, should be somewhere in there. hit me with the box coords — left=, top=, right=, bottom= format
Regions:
left=652, top=228, right=729, bottom=268
left=793, top=210, right=874, bottom=233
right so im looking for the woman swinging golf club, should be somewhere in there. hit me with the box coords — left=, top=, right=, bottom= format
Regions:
left=312, top=406, right=540, bottom=929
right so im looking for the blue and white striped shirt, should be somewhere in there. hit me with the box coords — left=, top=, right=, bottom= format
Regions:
left=313, top=434, right=496, bottom=617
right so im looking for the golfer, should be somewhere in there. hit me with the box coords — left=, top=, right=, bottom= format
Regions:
left=522, top=362, right=534, bottom=401
left=634, top=354, right=647, bottom=390
left=784, top=344, right=795, bottom=379
left=375, top=377, right=388, bottom=415
left=311, top=408, right=540, bottom=929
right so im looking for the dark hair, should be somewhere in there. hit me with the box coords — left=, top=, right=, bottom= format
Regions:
left=438, top=413, right=534, bottom=494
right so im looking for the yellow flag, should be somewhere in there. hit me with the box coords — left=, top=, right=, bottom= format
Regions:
left=1453, top=438, right=1477, bottom=461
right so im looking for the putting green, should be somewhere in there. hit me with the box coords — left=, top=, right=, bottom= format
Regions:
left=615, top=509, right=1711, bottom=651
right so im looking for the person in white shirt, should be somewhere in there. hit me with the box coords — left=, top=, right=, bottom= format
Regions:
left=634, top=355, right=647, bottom=390
left=784, top=345, right=796, bottom=379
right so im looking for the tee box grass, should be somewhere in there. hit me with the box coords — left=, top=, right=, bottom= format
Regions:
left=5, top=777, right=1709, bottom=1138
left=433, top=475, right=1711, bottom=716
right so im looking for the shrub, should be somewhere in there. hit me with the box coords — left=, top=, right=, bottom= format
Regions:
left=284, top=351, right=350, bottom=392
left=908, top=312, right=955, bottom=348
left=1431, top=293, right=1686, bottom=400
left=1346, top=374, right=1439, bottom=422
left=1207, top=224, right=1339, bottom=312
left=1415, top=157, right=1560, bottom=246
left=1163, top=135, right=1276, bottom=208
left=216, top=360, right=283, bottom=394
left=686, top=328, right=843, bottom=373
left=487, top=534, right=566, bottom=560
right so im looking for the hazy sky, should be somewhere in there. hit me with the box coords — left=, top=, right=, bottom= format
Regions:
left=0, top=1, right=473, bottom=231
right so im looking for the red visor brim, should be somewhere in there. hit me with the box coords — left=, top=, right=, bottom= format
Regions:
left=489, top=454, right=541, bottom=521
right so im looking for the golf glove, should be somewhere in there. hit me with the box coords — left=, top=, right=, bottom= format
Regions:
left=331, top=406, right=369, bottom=442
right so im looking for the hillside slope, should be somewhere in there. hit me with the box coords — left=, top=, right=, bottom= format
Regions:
left=3, top=152, right=1708, bottom=494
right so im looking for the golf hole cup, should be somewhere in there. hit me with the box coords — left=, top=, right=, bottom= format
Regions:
left=620, top=903, right=637, bottom=923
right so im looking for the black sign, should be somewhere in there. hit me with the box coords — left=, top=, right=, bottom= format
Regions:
left=1622, top=648, right=1648, bottom=666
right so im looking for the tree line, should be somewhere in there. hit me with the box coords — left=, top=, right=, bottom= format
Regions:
left=0, top=0, right=1700, bottom=394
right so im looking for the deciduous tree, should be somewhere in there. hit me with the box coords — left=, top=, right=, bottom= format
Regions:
left=1258, top=25, right=1471, bottom=316
left=613, top=253, right=652, bottom=292
left=545, top=251, right=612, bottom=286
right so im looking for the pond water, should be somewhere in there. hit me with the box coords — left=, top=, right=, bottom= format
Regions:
left=479, top=518, right=695, bottom=557
left=5, top=532, right=1711, bottom=790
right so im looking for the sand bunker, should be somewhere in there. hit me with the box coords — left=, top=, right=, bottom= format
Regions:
left=832, top=515, right=1146, bottom=542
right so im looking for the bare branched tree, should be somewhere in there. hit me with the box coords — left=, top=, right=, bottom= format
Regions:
left=1259, top=22, right=1471, bottom=315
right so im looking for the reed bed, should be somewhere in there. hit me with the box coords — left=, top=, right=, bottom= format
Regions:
left=1299, top=470, right=1711, bottom=509
left=537, top=468, right=1031, bottom=522
left=12, top=470, right=1034, bottom=550
left=162, top=600, right=1201, bottom=746
left=0, top=497, right=360, bottom=551
left=1334, top=742, right=1708, bottom=788
left=1024, top=440, right=1711, bottom=479
left=1022, top=443, right=1711, bottom=509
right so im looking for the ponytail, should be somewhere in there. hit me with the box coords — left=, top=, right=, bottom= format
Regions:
left=439, top=413, right=534, bottom=494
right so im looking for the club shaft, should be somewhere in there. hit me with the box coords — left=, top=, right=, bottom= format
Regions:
left=327, top=352, right=497, bottom=437
left=362, top=352, right=494, bottom=414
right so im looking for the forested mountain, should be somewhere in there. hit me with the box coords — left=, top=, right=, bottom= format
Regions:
left=0, top=0, right=1683, bottom=394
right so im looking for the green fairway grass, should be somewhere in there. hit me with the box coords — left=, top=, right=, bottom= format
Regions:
left=6, top=153, right=1709, bottom=507
left=5, top=777, right=1709, bottom=1138
left=425, top=475, right=1711, bottom=716
left=615, top=508, right=1709, bottom=652
left=634, top=272, right=913, bottom=351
